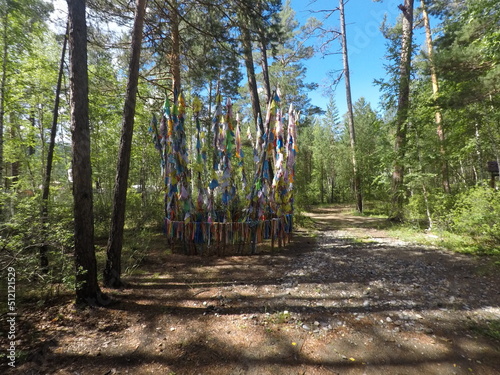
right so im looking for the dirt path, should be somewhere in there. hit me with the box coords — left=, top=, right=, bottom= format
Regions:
left=4, top=206, right=500, bottom=374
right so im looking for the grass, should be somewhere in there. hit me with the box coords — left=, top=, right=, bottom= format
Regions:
left=470, top=320, right=500, bottom=341
left=385, top=225, right=500, bottom=257
left=293, top=211, right=317, bottom=230
left=263, top=310, right=292, bottom=324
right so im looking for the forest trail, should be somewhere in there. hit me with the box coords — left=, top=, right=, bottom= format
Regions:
left=4, top=205, right=500, bottom=375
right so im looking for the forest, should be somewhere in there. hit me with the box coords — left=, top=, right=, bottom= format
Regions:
left=0, top=0, right=499, bottom=310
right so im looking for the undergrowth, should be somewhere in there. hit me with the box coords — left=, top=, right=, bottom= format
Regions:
left=470, top=320, right=500, bottom=341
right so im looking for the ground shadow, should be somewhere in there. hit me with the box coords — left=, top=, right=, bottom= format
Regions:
left=3, top=206, right=500, bottom=375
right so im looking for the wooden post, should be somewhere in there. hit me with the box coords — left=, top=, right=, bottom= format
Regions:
left=171, top=227, right=175, bottom=254
left=487, top=161, right=499, bottom=189
left=216, top=222, right=220, bottom=256
left=250, top=225, right=257, bottom=255
left=222, top=223, right=227, bottom=256
left=271, top=219, right=275, bottom=251
left=278, top=218, right=283, bottom=249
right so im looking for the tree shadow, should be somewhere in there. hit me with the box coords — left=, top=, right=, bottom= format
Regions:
left=4, top=209, right=500, bottom=374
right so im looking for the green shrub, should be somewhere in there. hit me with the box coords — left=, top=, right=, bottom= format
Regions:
left=0, top=192, right=74, bottom=299
left=404, top=193, right=429, bottom=228
left=448, top=186, right=500, bottom=245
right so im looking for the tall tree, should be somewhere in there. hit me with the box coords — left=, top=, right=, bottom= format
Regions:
left=40, top=22, right=68, bottom=272
left=258, top=30, right=272, bottom=104
left=421, top=0, right=450, bottom=193
left=391, top=0, right=415, bottom=221
left=266, top=1, right=321, bottom=116
left=104, top=0, right=147, bottom=288
left=67, top=0, right=103, bottom=305
left=238, top=10, right=263, bottom=133
left=169, top=0, right=181, bottom=93
left=339, top=0, right=362, bottom=212
left=431, top=0, right=500, bottom=186
left=0, top=0, right=52, bottom=201
left=0, top=0, right=6, bottom=192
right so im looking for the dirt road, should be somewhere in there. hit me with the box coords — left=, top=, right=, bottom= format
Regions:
left=6, top=206, right=500, bottom=374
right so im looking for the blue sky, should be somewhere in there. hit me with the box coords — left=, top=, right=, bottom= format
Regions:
left=290, top=0, right=428, bottom=117
left=49, top=0, right=430, bottom=118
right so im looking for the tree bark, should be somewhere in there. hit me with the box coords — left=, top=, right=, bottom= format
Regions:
left=40, top=22, right=68, bottom=273
left=240, top=21, right=264, bottom=135
left=259, top=30, right=272, bottom=104
left=339, top=0, right=362, bottom=213
left=0, top=6, right=8, bottom=194
left=391, top=0, right=414, bottom=222
left=104, top=0, right=147, bottom=288
left=170, top=0, right=181, bottom=93
left=421, top=0, right=450, bottom=193
left=320, top=162, right=324, bottom=204
left=10, top=122, right=19, bottom=187
left=67, top=0, right=103, bottom=306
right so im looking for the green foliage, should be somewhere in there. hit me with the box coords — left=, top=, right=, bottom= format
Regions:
left=403, top=193, right=430, bottom=228
left=263, top=0, right=322, bottom=117
left=470, top=319, right=500, bottom=341
left=125, top=187, right=164, bottom=230
left=448, top=186, right=500, bottom=247
left=0, top=191, right=74, bottom=298
left=391, top=186, right=500, bottom=256
left=264, top=310, right=291, bottom=324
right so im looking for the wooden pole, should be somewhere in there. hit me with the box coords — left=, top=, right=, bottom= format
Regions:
left=271, top=219, right=275, bottom=251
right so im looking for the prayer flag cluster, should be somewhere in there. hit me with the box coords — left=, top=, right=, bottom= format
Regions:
left=149, top=88, right=297, bottom=253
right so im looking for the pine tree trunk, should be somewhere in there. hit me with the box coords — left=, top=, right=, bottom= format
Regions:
left=104, top=0, right=147, bottom=288
left=0, top=7, right=8, bottom=195
left=10, top=124, right=19, bottom=187
left=320, top=163, right=324, bottom=204
left=330, top=176, right=335, bottom=203
left=259, top=30, right=272, bottom=104
left=67, top=0, right=103, bottom=306
left=391, top=0, right=414, bottom=222
left=170, top=0, right=181, bottom=93
left=339, top=0, right=362, bottom=213
left=240, top=21, right=264, bottom=134
left=421, top=0, right=450, bottom=193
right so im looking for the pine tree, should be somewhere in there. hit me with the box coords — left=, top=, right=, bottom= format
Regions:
left=67, top=0, right=105, bottom=306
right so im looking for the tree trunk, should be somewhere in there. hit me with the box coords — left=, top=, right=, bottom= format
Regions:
left=10, top=123, right=19, bottom=187
left=339, top=0, right=362, bottom=213
left=67, top=0, right=103, bottom=306
left=259, top=30, right=272, bottom=104
left=390, top=0, right=414, bottom=222
left=421, top=0, right=450, bottom=193
left=170, top=0, right=181, bottom=93
left=104, top=0, right=147, bottom=288
left=330, top=176, right=335, bottom=203
left=320, top=162, right=324, bottom=204
left=40, top=21, right=68, bottom=273
left=414, top=126, right=433, bottom=229
left=240, top=20, right=264, bottom=135
left=0, top=6, right=8, bottom=194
